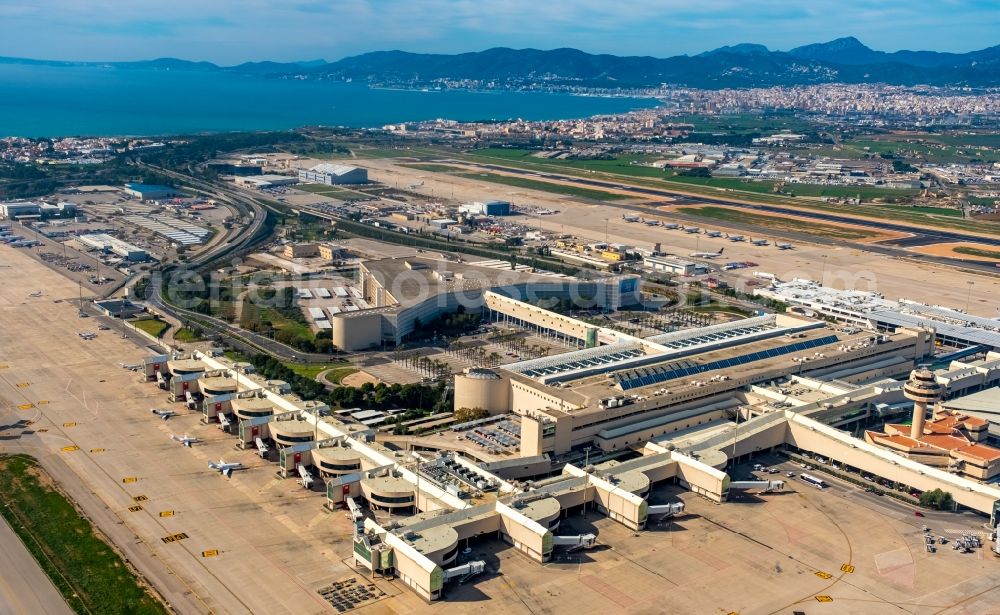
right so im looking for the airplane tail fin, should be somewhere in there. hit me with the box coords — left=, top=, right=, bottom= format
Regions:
left=223, top=468, right=233, bottom=478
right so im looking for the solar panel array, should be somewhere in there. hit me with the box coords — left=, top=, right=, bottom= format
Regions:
left=647, top=322, right=775, bottom=350
left=123, top=214, right=210, bottom=245
left=616, top=335, right=840, bottom=390
left=507, top=342, right=645, bottom=378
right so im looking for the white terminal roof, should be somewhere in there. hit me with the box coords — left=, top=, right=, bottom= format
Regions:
left=309, top=163, right=360, bottom=176
left=503, top=314, right=823, bottom=385
left=758, top=279, right=1000, bottom=350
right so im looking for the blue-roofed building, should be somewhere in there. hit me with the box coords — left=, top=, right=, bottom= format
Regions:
left=124, top=183, right=178, bottom=201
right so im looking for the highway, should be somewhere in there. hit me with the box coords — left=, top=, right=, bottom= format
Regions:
left=131, top=163, right=342, bottom=362
left=454, top=160, right=1000, bottom=249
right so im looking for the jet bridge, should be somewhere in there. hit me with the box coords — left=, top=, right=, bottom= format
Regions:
left=442, top=560, right=485, bottom=583
left=552, top=533, right=597, bottom=551
left=727, top=480, right=785, bottom=494
left=646, top=501, right=685, bottom=517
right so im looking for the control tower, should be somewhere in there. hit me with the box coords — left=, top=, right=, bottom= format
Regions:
left=903, top=368, right=941, bottom=439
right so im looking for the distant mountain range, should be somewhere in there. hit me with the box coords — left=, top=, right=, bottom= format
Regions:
left=4, top=37, right=999, bottom=88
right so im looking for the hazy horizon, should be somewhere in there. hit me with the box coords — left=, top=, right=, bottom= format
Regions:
left=0, top=0, right=996, bottom=65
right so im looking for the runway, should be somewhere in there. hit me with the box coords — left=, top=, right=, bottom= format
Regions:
left=457, top=160, right=1000, bottom=248
left=0, top=515, right=74, bottom=615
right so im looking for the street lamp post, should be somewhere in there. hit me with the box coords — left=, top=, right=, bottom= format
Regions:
left=965, top=281, right=975, bottom=314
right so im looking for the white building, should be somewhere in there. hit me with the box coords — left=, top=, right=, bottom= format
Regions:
left=298, top=164, right=368, bottom=185
left=237, top=175, right=299, bottom=189
left=78, top=233, right=148, bottom=261
left=644, top=255, right=702, bottom=276
left=0, top=201, right=41, bottom=220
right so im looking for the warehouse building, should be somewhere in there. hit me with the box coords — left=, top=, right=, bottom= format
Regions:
left=0, top=201, right=41, bottom=220
left=643, top=254, right=703, bottom=276
left=237, top=175, right=300, bottom=190
left=298, top=164, right=369, bottom=185
left=123, top=183, right=178, bottom=201
left=458, top=200, right=512, bottom=216
left=78, top=233, right=148, bottom=261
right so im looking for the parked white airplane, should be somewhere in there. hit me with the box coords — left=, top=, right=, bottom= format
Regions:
left=690, top=248, right=725, bottom=259
left=77, top=332, right=97, bottom=340
left=208, top=459, right=245, bottom=478
left=170, top=433, right=201, bottom=447
left=704, top=230, right=723, bottom=238
left=150, top=408, right=176, bottom=420
left=750, top=238, right=769, bottom=246
left=683, top=226, right=701, bottom=234
left=662, top=222, right=680, bottom=230
left=727, top=234, right=745, bottom=242
left=622, top=214, right=640, bottom=222
left=776, top=242, right=795, bottom=250
left=120, top=362, right=143, bottom=371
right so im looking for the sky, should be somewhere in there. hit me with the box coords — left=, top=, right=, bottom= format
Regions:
left=1, top=0, right=997, bottom=64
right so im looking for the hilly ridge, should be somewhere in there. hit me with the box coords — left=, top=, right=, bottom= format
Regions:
left=3, top=37, right=999, bottom=88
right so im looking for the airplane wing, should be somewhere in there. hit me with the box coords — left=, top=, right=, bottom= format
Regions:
left=223, top=467, right=233, bottom=478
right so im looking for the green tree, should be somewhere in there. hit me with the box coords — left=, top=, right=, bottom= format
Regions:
left=454, top=407, right=490, bottom=423
left=918, top=488, right=954, bottom=511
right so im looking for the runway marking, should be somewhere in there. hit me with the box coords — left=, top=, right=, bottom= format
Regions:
left=90, top=447, right=105, bottom=453
left=15, top=382, right=30, bottom=388
left=161, top=532, right=189, bottom=544
left=132, top=495, right=148, bottom=502
left=62, top=421, right=76, bottom=427
left=159, top=510, right=175, bottom=518
left=815, top=571, right=833, bottom=579
left=36, top=400, right=49, bottom=405
left=815, top=596, right=833, bottom=603
left=18, top=403, right=34, bottom=410
left=202, top=549, right=219, bottom=558
left=841, top=564, right=855, bottom=574
left=60, top=445, right=79, bottom=452
left=122, top=476, right=138, bottom=483
left=127, top=505, right=143, bottom=512
left=0, top=364, right=9, bottom=369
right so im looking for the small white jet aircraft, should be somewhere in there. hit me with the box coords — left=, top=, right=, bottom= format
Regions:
left=776, top=242, right=795, bottom=250
left=77, top=332, right=97, bottom=340
left=120, top=362, right=143, bottom=371
left=170, top=433, right=201, bottom=447
left=208, top=459, right=245, bottom=478
left=690, top=248, right=725, bottom=259
left=150, top=408, right=177, bottom=420
left=750, top=238, right=769, bottom=246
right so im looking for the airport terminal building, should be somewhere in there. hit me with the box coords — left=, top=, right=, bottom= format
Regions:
left=327, top=256, right=642, bottom=350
